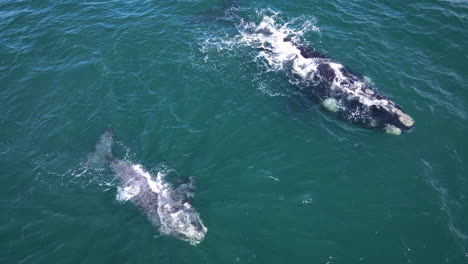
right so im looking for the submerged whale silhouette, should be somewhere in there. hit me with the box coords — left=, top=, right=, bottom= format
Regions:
left=88, top=128, right=207, bottom=245
left=242, top=18, right=414, bottom=135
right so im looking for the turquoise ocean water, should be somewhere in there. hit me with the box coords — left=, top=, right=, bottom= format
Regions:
left=1, top=0, right=468, bottom=263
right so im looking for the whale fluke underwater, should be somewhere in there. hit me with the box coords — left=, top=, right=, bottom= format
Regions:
left=87, top=128, right=207, bottom=245
left=239, top=16, right=414, bottom=135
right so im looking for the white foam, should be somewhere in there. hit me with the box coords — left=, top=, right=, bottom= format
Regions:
left=116, top=185, right=141, bottom=201
left=132, top=164, right=164, bottom=194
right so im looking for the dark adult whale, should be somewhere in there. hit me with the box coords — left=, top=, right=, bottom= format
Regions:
left=87, top=128, right=207, bottom=245
left=240, top=16, right=414, bottom=135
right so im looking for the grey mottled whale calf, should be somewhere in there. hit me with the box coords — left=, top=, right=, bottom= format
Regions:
left=240, top=16, right=414, bottom=135
left=88, top=128, right=207, bottom=245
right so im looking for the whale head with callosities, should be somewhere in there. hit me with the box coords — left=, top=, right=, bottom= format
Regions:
left=238, top=12, right=414, bottom=135
left=88, top=128, right=207, bottom=245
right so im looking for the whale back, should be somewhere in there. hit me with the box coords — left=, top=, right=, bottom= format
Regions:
left=239, top=17, right=414, bottom=134
left=86, top=127, right=114, bottom=166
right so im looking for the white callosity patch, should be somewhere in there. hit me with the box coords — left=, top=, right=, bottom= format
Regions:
left=123, top=164, right=207, bottom=245
left=394, top=108, right=414, bottom=127
left=154, top=170, right=207, bottom=245
left=384, top=125, right=402, bottom=135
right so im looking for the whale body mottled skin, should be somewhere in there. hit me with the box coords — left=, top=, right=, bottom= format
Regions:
left=291, top=41, right=414, bottom=134
left=89, top=128, right=207, bottom=245
left=242, top=18, right=414, bottom=134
